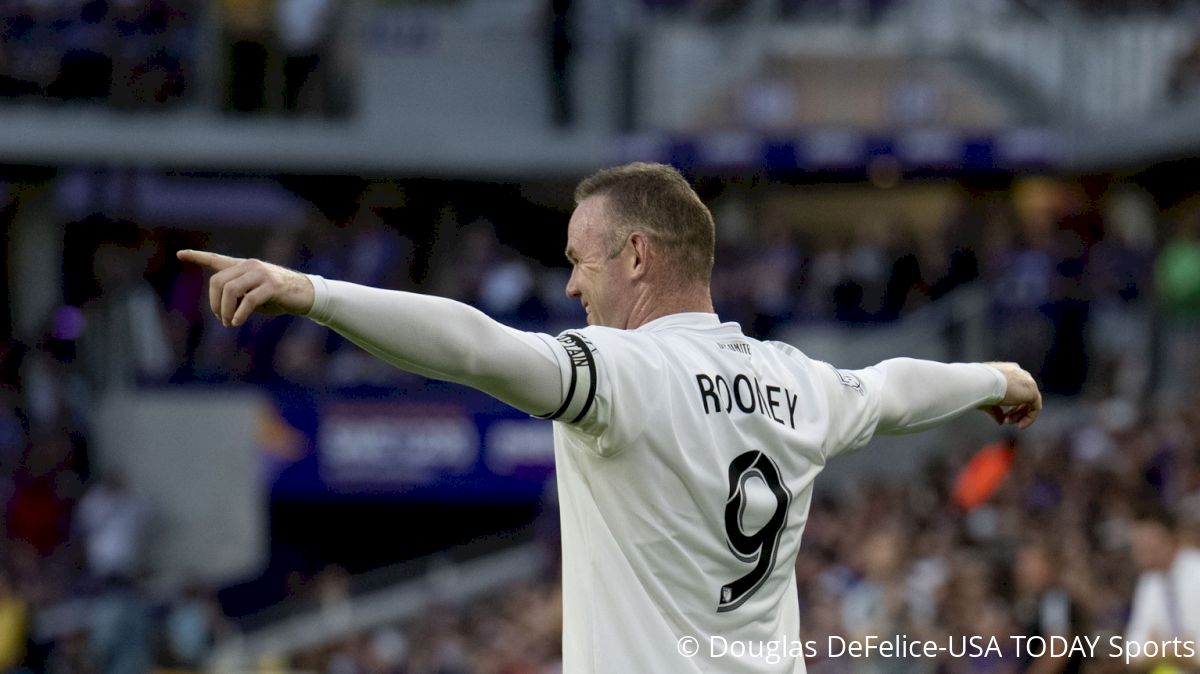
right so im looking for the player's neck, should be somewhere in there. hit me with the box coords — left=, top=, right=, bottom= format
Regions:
left=624, top=285, right=715, bottom=329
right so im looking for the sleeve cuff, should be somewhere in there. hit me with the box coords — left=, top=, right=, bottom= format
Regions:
left=981, top=364, right=1008, bottom=404
left=303, top=274, right=333, bottom=324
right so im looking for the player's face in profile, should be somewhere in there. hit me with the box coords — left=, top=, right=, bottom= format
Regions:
left=564, top=195, right=633, bottom=328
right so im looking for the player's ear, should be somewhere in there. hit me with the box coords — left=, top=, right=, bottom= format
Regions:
left=628, top=232, right=650, bottom=279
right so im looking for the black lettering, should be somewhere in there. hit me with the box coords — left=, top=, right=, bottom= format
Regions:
left=696, top=374, right=718, bottom=414
left=566, top=346, right=588, bottom=367
left=753, top=378, right=772, bottom=420
left=786, top=390, right=799, bottom=429
left=765, top=386, right=783, bottom=425
left=716, top=375, right=733, bottom=413
left=732, top=375, right=756, bottom=413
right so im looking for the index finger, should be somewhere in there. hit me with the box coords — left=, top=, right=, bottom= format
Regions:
left=177, top=249, right=242, bottom=271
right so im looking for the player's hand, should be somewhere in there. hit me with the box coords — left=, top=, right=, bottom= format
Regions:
left=979, top=362, right=1042, bottom=429
left=176, top=249, right=315, bottom=327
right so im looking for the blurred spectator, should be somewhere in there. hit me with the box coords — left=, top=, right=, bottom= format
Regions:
left=1155, top=215, right=1200, bottom=395
left=479, top=253, right=546, bottom=325
left=1039, top=224, right=1091, bottom=396
left=746, top=223, right=801, bottom=337
left=81, top=241, right=175, bottom=391
left=277, top=0, right=336, bottom=115
left=273, top=318, right=331, bottom=384
left=314, top=565, right=352, bottom=622
left=839, top=528, right=914, bottom=672
left=0, top=387, right=29, bottom=491
left=986, top=208, right=1058, bottom=386
left=75, top=472, right=147, bottom=585
left=837, top=221, right=897, bottom=322
left=364, top=626, right=408, bottom=674
left=88, top=586, right=152, bottom=674
left=44, top=1, right=114, bottom=102
left=1087, top=187, right=1155, bottom=398
left=545, top=0, right=575, bottom=127
left=1157, top=215, right=1200, bottom=317
left=111, top=0, right=193, bottom=108
left=76, top=472, right=152, bottom=674
left=0, top=568, right=28, bottom=672
left=430, top=218, right=504, bottom=305
left=165, top=245, right=210, bottom=380
left=809, top=217, right=929, bottom=325
left=342, top=210, right=412, bottom=289
left=1168, top=32, right=1200, bottom=100
left=0, top=8, right=44, bottom=99
left=1011, top=540, right=1084, bottom=674
left=1123, top=502, right=1200, bottom=669
left=162, top=586, right=229, bottom=669
left=6, top=431, right=81, bottom=557
left=44, top=630, right=96, bottom=674
left=222, top=0, right=274, bottom=113
left=22, top=312, right=91, bottom=436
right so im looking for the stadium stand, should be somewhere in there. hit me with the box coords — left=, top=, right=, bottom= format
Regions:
left=1, top=1, right=1200, bottom=673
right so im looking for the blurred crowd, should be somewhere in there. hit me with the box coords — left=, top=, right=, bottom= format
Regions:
left=0, top=0, right=199, bottom=108
left=0, top=0, right=347, bottom=116
left=273, top=388, right=1200, bottom=674
left=0, top=343, right=230, bottom=673
left=278, top=569, right=564, bottom=674
left=4, top=0, right=1198, bottom=127
left=220, top=0, right=348, bottom=116
left=58, top=178, right=1171, bottom=395
left=45, top=177, right=1200, bottom=397
left=645, top=0, right=1200, bottom=20
left=792, top=392, right=1200, bottom=674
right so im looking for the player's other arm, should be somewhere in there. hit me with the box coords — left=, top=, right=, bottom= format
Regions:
left=871, top=358, right=1041, bottom=434
left=176, top=250, right=563, bottom=416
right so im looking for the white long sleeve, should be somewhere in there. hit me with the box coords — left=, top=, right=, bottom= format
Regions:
left=303, top=276, right=1006, bottom=437
left=871, top=357, right=1007, bottom=435
left=304, top=275, right=565, bottom=416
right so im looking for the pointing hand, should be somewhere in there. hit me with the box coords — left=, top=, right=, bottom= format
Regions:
left=177, top=249, right=315, bottom=327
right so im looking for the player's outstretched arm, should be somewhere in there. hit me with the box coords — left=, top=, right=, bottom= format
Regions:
left=177, top=249, right=564, bottom=416
left=872, top=358, right=1041, bottom=435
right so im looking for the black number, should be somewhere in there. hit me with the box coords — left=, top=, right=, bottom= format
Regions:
left=718, top=450, right=790, bottom=612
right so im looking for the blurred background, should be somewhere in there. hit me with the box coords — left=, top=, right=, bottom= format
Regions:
left=1, top=0, right=1200, bottom=673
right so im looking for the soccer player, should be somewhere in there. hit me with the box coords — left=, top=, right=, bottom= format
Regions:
left=178, top=162, right=1041, bottom=673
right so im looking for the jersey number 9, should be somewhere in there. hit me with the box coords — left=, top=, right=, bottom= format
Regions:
left=718, top=450, right=791, bottom=612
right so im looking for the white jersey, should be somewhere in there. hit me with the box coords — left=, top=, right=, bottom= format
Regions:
left=534, top=312, right=886, bottom=674
left=305, top=278, right=1004, bottom=671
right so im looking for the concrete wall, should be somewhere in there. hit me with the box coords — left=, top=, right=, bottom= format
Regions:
left=94, top=388, right=268, bottom=592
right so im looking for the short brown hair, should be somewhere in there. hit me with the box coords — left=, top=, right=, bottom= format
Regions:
left=574, top=162, right=715, bottom=283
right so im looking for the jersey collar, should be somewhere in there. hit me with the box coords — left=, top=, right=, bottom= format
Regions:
left=635, top=312, right=724, bottom=332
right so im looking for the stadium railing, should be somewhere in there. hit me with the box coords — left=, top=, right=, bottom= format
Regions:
left=207, top=542, right=551, bottom=671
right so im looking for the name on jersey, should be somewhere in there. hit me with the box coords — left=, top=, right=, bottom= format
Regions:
left=695, top=373, right=800, bottom=429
